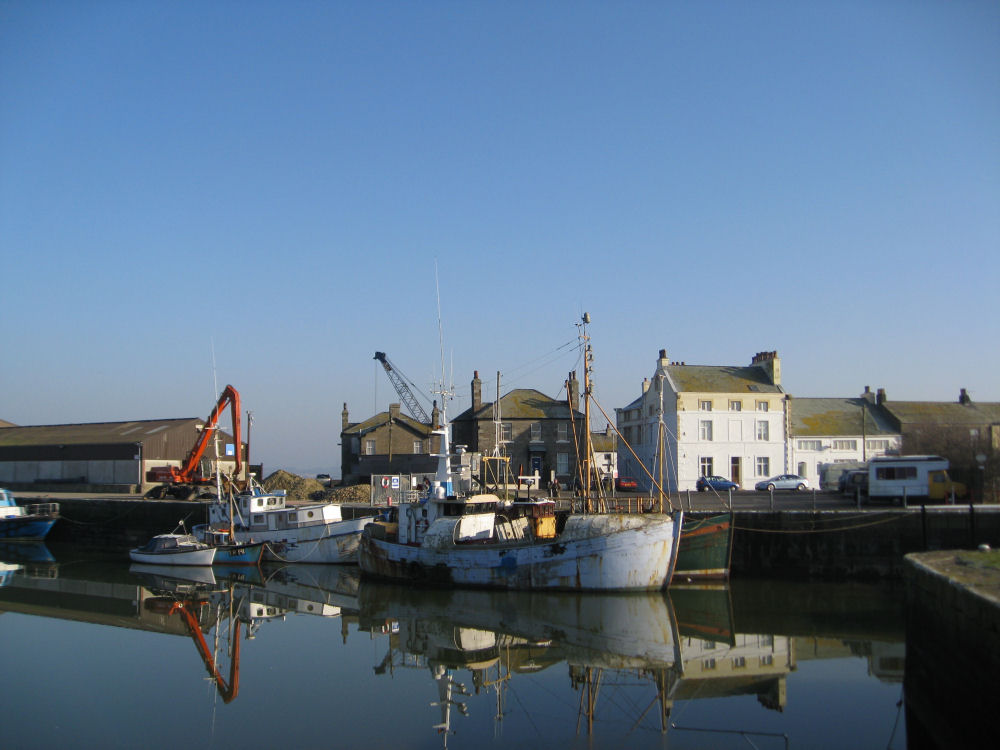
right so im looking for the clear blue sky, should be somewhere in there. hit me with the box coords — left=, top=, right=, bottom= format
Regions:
left=2, top=2, right=997, bottom=477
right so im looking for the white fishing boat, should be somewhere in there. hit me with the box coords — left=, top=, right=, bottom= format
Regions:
left=129, top=533, right=217, bottom=566
left=359, top=314, right=684, bottom=591
left=205, top=481, right=369, bottom=564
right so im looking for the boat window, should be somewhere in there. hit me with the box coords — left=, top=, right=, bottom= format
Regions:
left=287, top=512, right=297, bottom=523
left=307, top=510, right=314, bottom=518
left=252, top=514, right=265, bottom=526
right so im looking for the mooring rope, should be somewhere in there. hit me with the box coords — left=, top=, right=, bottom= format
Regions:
left=734, top=513, right=908, bottom=535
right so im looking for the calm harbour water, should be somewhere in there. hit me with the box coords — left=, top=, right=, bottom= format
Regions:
left=0, top=546, right=909, bottom=750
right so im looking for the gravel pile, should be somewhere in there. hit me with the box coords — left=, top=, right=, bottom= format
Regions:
left=261, top=470, right=371, bottom=504
left=262, top=470, right=327, bottom=502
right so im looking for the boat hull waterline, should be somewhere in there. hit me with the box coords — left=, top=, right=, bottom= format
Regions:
left=226, top=518, right=368, bottom=564
left=359, top=513, right=683, bottom=591
left=129, top=547, right=217, bottom=566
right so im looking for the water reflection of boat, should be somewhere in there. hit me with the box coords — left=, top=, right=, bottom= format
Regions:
left=671, top=583, right=736, bottom=645
left=0, top=540, right=56, bottom=564
left=129, top=562, right=220, bottom=590
left=357, top=580, right=800, bottom=742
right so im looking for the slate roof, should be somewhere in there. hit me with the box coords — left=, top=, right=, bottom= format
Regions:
left=0, top=418, right=206, bottom=446
left=591, top=430, right=617, bottom=452
left=666, top=365, right=782, bottom=394
left=881, top=401, right=1000, bottom=427
left=453, top=388, right=582, bottom=422
left=789, top=398, right=897, bottom=437
left=343, top=411, right=432, bottom=436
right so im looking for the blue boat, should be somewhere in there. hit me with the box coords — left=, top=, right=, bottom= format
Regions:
left=195, top=525, right=268, bottom=566
left=0, top=489, right=59, bottom=541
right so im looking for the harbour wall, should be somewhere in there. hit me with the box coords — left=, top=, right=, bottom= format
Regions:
left=40, top=499, right=1000, bottom=580
left=729, top=507, right=1000, bottom=579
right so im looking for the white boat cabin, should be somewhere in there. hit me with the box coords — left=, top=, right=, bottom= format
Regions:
left=397, top=493, right=557, bottom=546
left=208, top=486, right=346, bottom=532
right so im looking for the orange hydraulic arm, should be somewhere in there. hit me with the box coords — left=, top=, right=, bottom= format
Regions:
left=176, top=384, right=242, bottom=483
left=170, top=601, right=241, bottom=704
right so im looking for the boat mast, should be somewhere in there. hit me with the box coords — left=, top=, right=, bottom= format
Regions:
left=658, top=374, right=665, bottom=513
left=580, top=312, right=593, bottom=511
left=431, top=262, right=453, bottom=497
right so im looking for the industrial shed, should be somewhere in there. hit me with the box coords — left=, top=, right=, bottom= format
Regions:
left=0, top=419, right=241, bottom=492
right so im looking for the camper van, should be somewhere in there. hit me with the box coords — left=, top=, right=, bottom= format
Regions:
left=867, top=455, right=967, bottom=503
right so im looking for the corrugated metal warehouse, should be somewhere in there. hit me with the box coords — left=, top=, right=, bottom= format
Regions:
left=0, top=419, right=242, bottom=492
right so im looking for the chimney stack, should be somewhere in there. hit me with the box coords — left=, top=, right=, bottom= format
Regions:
left=389, top=403, right=401, bottom=420
left=876, top=388, right=887, bottom=405
left=959, top=388, right=972, bottom=405
left=471, top=371, right=482, bottom=412
left=567, top=371, right=580, bottom=412
left=750, top=350, right=781, bottom=386
left=658, top=349, right=670, bottom=369
left=342, top=403, right=349, bottom=431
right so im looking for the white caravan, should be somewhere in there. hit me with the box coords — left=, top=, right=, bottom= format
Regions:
left=867, top=455, right=965, bottom=503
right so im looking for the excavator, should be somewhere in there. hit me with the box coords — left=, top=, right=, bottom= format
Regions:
left=145, top=384, right=243, bottom=500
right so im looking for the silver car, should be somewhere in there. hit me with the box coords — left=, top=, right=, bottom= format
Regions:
left=755, top=474, right=809, bottom=492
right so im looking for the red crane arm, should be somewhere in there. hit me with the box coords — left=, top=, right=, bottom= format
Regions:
left=177, top=384, right=242, bottom=483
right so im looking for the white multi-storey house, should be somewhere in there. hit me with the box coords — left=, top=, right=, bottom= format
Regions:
left=788, top=389, right=901, bottom=489
left=616, top=349, right=787, bottom=492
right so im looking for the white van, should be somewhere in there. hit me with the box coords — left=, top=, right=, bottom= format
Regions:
left=867, top=455, right=966, bottom=503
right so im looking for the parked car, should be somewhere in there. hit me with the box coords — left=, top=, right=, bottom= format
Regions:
left=316, top=473, right=331, bottom=486
left=755, top=474, right=809, bottom=492
left=615, top=476, right=638, bottom=491
left=696, top=475, right=739, bottom=492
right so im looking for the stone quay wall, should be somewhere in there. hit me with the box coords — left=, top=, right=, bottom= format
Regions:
left=903, top=550, right=999, bottom=748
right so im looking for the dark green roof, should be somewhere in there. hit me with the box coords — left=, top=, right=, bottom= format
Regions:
left=666, top=365, right=782, bottom=394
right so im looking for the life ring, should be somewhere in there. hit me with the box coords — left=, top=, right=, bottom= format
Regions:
left=381, top=476, right=390, bottom=488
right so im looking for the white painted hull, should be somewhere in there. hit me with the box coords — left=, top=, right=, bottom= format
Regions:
left=359, top=513, right=683, bottom=591
left=230, top=517, right=369, bottom=564
left=129, top=546, right=217, bottom=566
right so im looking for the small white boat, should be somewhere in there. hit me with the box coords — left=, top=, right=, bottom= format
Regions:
left=206, top=481, right=369, bottom=564
left=129, top=533, right=217, bottom=566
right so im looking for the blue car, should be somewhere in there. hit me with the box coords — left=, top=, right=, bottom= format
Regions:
left=696, top=475, right=739, bottom=492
